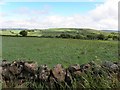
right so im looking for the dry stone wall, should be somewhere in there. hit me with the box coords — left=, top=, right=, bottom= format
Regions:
left=1, top=60, right=120, bottom=89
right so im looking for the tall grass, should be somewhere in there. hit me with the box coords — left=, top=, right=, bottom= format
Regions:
left=2, top=37, right=118, bottom=67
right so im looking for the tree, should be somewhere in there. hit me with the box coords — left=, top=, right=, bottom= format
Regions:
left=60, top=33, right=72, bottom=38
left=113, top=35, right=118, bottom=40
left=97, top=34, right=105, bottom=40
left=87, top=34, right=93, bottom=40
left=86, top=34, right=97, bottom=40
left=19, top=30, right=28, bottom=37
left=108, top=34, right=113, bottom=38
left=74, top=34, right=86, bottom=39
left=75, top=35, right=81, bottom=39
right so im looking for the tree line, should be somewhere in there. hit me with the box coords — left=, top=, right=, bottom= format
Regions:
left=19, top=30, right=119, bottom=41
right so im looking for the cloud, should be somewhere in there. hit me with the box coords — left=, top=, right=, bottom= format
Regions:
left=1, top=0, right=119, bottom=30
left=13, top=5, right=51, bottom=16
left=0, top=1, right=6, bottom=5
left=0, top=2, right=5, bottom=5
left=88, top=0, right=118, bottom=30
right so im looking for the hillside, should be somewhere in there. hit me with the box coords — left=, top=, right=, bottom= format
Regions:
left=102, top=30, right=118, bottom=32
left=0, top=28, right=112, bottom=36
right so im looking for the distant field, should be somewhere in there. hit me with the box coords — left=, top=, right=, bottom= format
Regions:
left=1, top=30, right=42, bottom=36
left=1, top=28, right=111, bottom=37
left=2, top=36, right=118, bottom=67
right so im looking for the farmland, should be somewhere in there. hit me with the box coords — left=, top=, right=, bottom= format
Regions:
left=1, top=29, right=119, bottom=89
left=2, top=36, right=118, bottom=67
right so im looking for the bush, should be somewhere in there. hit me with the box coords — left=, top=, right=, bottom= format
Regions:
left=19, top=30, right=28, bottom=37
left=60, top=33, right=72, bottom=38
left=86, top=34, right=98, bottom=40
left=74, top=35, right=81, bottom=39
left=112, top=35, right=118, bottom=40
left=97, top=34, right=105, bottom=40
left=108, top=34, right=113, bottom=38
left=74, top=35, right=86, bottom=39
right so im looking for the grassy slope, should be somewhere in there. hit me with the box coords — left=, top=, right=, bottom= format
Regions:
left=2, top=36, right=118, bottom=67
left=1, top=28, right=111, bottom=37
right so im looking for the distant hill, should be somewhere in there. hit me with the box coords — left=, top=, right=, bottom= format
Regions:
left=45, top=28, right=111, bottom=34
left=0, top=28, right=27, bottom=30
left=1, top=28, right=118, bottom=38
left=102, top=30, right=118, bottom=32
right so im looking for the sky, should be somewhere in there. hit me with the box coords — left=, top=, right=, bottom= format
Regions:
left=0, top=0, right=119, bottom=30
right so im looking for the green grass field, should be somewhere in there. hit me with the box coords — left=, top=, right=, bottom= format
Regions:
left=2, top=36, right=118, bottom=67
left=1, top=28, right=112, bottom=37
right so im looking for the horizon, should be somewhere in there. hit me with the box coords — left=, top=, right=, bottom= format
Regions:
left=0, top=27, right=118, bottom=31
left=0, top=0, right=118, bottom=30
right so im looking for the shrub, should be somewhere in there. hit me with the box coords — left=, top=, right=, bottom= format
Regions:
left=112, top=35, right=118, bottom=40
left=60, top=33, right=72, bottom=38
left=108, top=34, right=113, bottom=38
left=19, top=30, right=28, bottom=37
left=75, top=35, right=81, bottom=39
left=86, top=34, right=98, bottom=40
left=97, top=34, right=105, bottom=40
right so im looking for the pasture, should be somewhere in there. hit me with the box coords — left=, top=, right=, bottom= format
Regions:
left=2, top=36, right=118, bottom=67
